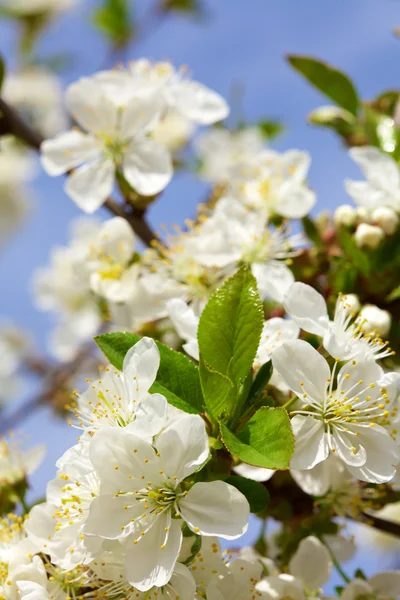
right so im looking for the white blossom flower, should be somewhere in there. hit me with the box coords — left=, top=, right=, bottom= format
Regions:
left=284, top=282, right=394, bottom=362
left=32, top=218, right=102, bottom=361
left=3, top=68, right=67, bottom=136
left=0, top=323, right=31, bottom=405
left=41, top=76, right=172, bottom=213
left=195, top=127, right=265, bottom=183
left=183, top=197, right=300, bottom=302
left=272, top=339, right=400, bottom=483
left=229, top=149, right=316, bottom=219
left=340, top=572, right=400, bottom=600
left=372, top=206, right=399, bottom=235
left=25, top=442, right=99, bottom=570
left=95, top=59, right=229, bottom=126
left=83, top=415, right=249, bottom=590
left=88, top=217, right=137, bottom=303
left=0, top=437, right=45, bottom=488
left=91, top=542, right=196, bottom=600
left=345, top=147, right=400, bottom=212
left=207, top=558, right=269, bottom=600
left=72, top=337, right=167, bottom=439
left=0, top=515, right=37, bottom=600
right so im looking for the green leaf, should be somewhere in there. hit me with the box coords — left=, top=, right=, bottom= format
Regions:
left=92, top=0, right=133, bottom=46
left=220, top=407, right=294, bottom=470
left=226, top=475, right=270, bottom=513
left=337, top=228, right=370, bottom=276
left=0, top=56, right=5, bottom=91
left=386, top=283, right=400, bottom=303
left=287, top=55, right=359, bottom=116
left=244, top=361, right=273, bottom=409
left=302, top=215, right=322, bottom=247
left=198, top=267, right=264, bottom=390
left=258, top=120, right=285, bottom=140
left=95, top=332, right=204, bottom=414
left=363, top=106, right=400, bottom=155
left=372, top=90, right=400, bottom=116
left=199, top=359, right=236, bottom=423
left=182, top=534, right=202, bottom=565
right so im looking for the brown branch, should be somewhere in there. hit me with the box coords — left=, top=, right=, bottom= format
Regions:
left=0, top=96, right=157, bottom=247
left=357, top=512, right=400, bottom=538
left=0, top=343, right=94, bottom=435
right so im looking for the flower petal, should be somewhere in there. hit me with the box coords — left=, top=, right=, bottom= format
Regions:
left=170, top=81, right=229, bottom=125
left=123, top=337, right=160, bottom=403
left=272, top=339, right=330, bottom=402
left=65, top=158, right=115, bottom=213
left=66, top=77, right=118, bottom=134
left=345, top=424, right=399, bottom=483
left=284, top=282, right=329, bottom=336
left=156, top=414, right=209, bottom=481
left=40, top=130, right=100, bottom=175
left=178, top=480, right=249, bottom=539
left=369, top=571, right=400, bottom=596
left=124, top=514, right=182, bottom=591
left=252, top=261, right=294, bottom=303
left=233, top=463, right=275, bottom=482
left=289, top=536, right=332, bottom=589
left=290, top=416, right=329, bottom=470
left=122, top=137, right=172, bottom=196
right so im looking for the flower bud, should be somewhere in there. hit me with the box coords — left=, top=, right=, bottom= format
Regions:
left=354, top=223, right=384, bottom=249
left=355, top=206, right=371, bottom=223
left=341, top=293, right=360, bottom=314
left=333, top=204, right=356, bottom=227
left=371, top=206, right=399, bottom=235
left=359, top=304, right=391, bottom=337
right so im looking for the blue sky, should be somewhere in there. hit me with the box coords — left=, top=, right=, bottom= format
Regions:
left=1, top=0, right=400, bottom=584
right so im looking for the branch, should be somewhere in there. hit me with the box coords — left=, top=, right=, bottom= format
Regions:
left=0, top=343, right=94, bottom=435
left=358, top=512, right=400, bottom=538
left=0, top=96, right=157, bottom=246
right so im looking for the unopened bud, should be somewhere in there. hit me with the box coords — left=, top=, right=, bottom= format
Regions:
left=354, top=223, right=384, bottom=249
left=371, top=207, right=399, bottom=235
left=334, top=204, right=356, bottom=227
left=355, top=206, right=371, bottom=224
left=359, top=304, right=391, bottom=337
left=341, top=293, right=360, bottom=314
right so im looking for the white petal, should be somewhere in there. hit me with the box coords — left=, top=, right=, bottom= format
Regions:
left=65, top=158, right=115, bottom=213
left=166, top=298, right=199, bottom=359
left=289, top=536, right=332, bottom=589
left=123, top=336, right=160, bottom=403
left=291, top=454, right=349, bottom=496
left=349, top=146, right=400, bottom=190
left=84, top=494, right=143, bottom=539
left=345, top=424, right=399, bottom=483
left=290, top=416, right=329, bottom=470
left=94, top=216, right=135, bottom=264
left=156, top=414, right=209, bottom=481
left=272, top=339, right=330, bottom=402
left=124, top=515, right=182, bottom=591
left=341, top=579, right=373, bottom=600
left=170, top=81, right=229, bottom=125
left=277, top=185, right=316, bottom=219
left=66, top=77, right=118, bottom=134
left=324, top=534, right=356, bottom=563
left=252, top=262, right=294, bottom=303
left=233, top=463, right=275, bottom=482
left=168, top=563, right=197, bottom=600
left=284, top=282, right=329, bottom=336
left=17, top=581, right=49, bottom=600
left=179, top=481, right=249, bottom=539
left=369, top=571, right=400, bottom=596
left=121, top=94, right=163, bottom=135
left=126, top=393, right=167, bottom=439
left=344, top=180, right=390, bottom=209
left=40, top=130, right=100, bottom=175
left=122, top=137, right=172, bottom=196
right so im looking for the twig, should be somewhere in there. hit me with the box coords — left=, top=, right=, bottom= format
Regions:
left=0, top=343, right=93, bottom=435
left=0, top=97, right=157, bottom=247
left=358, top=512, right=400, bottom=538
